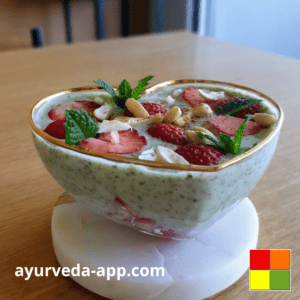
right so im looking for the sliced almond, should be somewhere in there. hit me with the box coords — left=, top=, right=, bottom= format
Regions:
left=97, top=120, right=132, bottom=133
left=125, top=98, right=149, bottom=118
left=93, top=103, right=113, bottom=121
left=161, top=95, right=176, bottom=105
left=163, top=106, right=182, bottom=123
left=138, top=149, right=157, bottom=161
left=198, top=89, right=225, bottom=100
left=156, top=146, right=189, bottom=165
left=171, top=89, right=183, bottom=98
left=253, top=113, right=276, bottom=127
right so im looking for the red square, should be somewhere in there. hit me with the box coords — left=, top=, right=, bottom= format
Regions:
left=250, top=250, right=270, bottom=270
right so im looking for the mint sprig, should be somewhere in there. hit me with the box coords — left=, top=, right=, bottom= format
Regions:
left=196, top=116, right=256, bottom=155
left=94, top=76, right=154, bottom=108
left=64, top=110, right=99, bottom=145
left=132, top=76, right=154, bottom=100
left=94, top=79, right=119, bottom=104
left=118, top=79, right=132, bottom=101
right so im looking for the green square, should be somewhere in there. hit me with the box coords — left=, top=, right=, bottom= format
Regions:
left=270, top=270, right=290, bottom=290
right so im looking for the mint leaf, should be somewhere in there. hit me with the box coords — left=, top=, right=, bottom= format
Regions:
left=219, top=133, right=234, bottom=153
left=196, top=132, right=227, bottom=153
left=94, top=79, right=119, bottom=104
left=232, top=116, right=251, bottom=154
left=132, top=75, right=154, bottom=100
left=196, top=132, right=219, bottom=145
left=119, top=79, right=132, bottom=100
left=64, top=110, right=99, bottom=145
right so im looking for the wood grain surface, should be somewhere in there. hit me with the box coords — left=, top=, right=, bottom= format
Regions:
left=1, top=31, right=299, bottom=299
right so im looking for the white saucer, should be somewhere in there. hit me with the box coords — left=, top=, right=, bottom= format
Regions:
left=52, top=197, right=259, bottom=300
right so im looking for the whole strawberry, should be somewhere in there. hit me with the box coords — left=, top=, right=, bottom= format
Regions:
left=175, top=144, right=222, bottom=166
left=124, top=101, right=168, bottom=117
left=147, top=123, right=187, bottom=145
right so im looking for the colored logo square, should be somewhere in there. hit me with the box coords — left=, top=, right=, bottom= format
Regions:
left=270, top=270, right=290, bottom=290
left=250, top=250, right=270, bottom=270
left=250, top=270, right=270, bottom=290
left=270, top=250, right=290, bottom=270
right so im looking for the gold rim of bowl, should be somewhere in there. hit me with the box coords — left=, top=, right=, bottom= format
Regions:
left=29, top=79, right=284, bottom=172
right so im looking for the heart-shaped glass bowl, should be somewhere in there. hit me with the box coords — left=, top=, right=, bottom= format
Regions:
left=29, top=80, right=283, bottom=239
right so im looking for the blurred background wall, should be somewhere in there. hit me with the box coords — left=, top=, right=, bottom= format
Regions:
left=200, top=0, right=300, bottom=59
left=1, top=0, right=299, bottom=60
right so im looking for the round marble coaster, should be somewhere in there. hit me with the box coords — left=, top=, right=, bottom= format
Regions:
left=52, top=197, right=259, bottom=300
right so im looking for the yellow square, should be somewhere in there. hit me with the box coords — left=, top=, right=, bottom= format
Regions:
left=250, top=270, right=270, bottom=290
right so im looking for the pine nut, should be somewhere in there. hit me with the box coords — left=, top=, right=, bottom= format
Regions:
left=125, top=98, right=149, bottom=118
left=163, top=106, right=182, bottom=123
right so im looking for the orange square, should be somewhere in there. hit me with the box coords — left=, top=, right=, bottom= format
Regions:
left=270, top=250, right=290, bottom=270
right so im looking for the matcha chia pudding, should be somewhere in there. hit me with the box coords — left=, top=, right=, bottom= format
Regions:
left=30, top=78, right=283, bottom=239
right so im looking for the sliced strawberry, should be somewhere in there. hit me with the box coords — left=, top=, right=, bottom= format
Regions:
left=147, top=123, right=187, bottom=145
left=43, top=119, right=65, bottom=139
left=204, top=97, right=238, bottom=111
left=160, top=229, right=183, bottom=238
left=175, top=144, right=222, bottom=166
left=115, top=196, right=139, bottom=216
left=182, top=87, right=204, bottom=107
left=132, top=217, right=156, bottom=232
left=78, top=129, right=147, bottom=154
left=124, top=101, right=169, bottom=117
left=48, top=100, right=100, bottom=121
left=207, top=116, right=264, bottom=136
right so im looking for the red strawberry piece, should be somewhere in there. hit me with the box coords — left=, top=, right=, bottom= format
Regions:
left=232, top=102, right=260, bottom=118
left=147, top=123, right=187, bottom=145
left=48, top=100, right=100, bottom=121
left=44, top=119, right=65, bottom=139
left=182, top=87, right=204, bottom=107
left=160, top=229, right=183, bottom=239
left=124, top=101, right=169, bottom=117
left=132, top=217, right=156, bottom=232
left=207, top=116, right=264, bottom=136
left=115, top=196, right=139, bottom=216
left=204, top=97, right=238, bottom=111
left=78, top=129, right=147, bottom=154
left=175, top=144, right=222, bottom=166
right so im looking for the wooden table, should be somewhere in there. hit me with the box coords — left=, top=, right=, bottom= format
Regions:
left=1, top=31, right=299, bottom=299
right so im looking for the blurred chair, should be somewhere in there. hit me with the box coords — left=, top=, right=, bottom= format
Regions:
left=31, top=0, right=109, bottom=47
left=31, top=0, right=201, bottom=47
